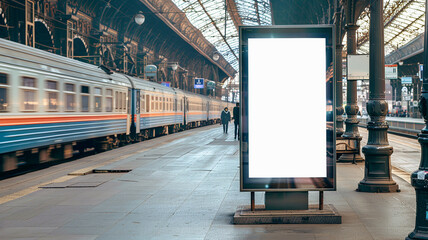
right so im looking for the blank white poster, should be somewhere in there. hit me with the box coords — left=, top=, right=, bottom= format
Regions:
left=248, top=38, right=327, bottom=178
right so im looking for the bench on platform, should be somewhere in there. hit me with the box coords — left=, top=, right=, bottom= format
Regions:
left=336, top=137, right=361, bottom=164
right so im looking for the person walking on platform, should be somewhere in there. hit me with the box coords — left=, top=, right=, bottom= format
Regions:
left=221, top=107, right=231, bottom=134
left=233, top=103, right=240, bottom=140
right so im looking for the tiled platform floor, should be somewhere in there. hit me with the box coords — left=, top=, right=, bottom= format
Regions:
left=0, top=125, right=419, bottom=239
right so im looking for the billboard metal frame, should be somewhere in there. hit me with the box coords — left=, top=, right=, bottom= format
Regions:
left=239, top=25, right=336, bottom=192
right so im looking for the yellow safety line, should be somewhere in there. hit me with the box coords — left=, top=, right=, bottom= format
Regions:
left=0, top=175, right=76, bottom=205
left=392, top=166, right=411, bottom=184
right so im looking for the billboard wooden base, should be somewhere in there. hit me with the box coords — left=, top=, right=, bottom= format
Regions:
left=233, top=204, right=341, bottom=224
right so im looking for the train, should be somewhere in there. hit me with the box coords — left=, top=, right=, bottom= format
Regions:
left=0, top=38, right=233, bottom=173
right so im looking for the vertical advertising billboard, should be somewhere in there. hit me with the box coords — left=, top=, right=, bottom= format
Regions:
left=240, top=26, right=335, bottom=191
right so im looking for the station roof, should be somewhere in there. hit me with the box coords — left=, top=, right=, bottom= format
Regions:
left=356, top=0, right=426, bottom=55
left=171, top=0, right=272, bottom=71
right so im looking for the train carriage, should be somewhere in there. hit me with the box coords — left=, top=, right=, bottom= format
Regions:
left=0, top=39, right=132, bottom=171
left=0, top=38, right=231, bottom=174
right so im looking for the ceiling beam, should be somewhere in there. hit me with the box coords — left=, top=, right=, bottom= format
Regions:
left=384, top=12, right=424, bottom=47
left=197, top=0, right=239, bottom=61
left=139, top=0, right=236, bottom=78
left=357, top=0, right=416, bottom=47
left=254, top=0, right=261, bottom=25
left=226, top=0, right=242, bottom=31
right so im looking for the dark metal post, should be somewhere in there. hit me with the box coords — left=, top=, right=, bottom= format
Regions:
left=357, top=0, right=398, bottom=193
left=406, top=1, right=428, bottom=238
left=342, top=23, right=360, bottom=140
left=339, top=0, right=363, bottom=161
left=251, top=192, right=255, bottom=211
left=335, top=11, right=345, bottom=137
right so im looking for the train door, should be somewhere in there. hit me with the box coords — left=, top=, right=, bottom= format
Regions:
left=128, top=88, right=138, bottom=137
left=135, top=89, right=141, bottom=134
left=206, top=101, right=210, bottom=122
left=126, top=88, right=132, bottom=135
left=183, top=96, right=188, bottom=126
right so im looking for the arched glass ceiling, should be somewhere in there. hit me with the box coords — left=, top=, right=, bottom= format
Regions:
left=171, top=0, right=272, bottom=71
left=355, top=0, right=425, bottom=55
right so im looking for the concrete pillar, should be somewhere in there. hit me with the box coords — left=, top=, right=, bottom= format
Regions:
left=357, top=0, right=398, bottom=193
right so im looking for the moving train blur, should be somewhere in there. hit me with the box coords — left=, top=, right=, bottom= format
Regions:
left=0, top=39, right=232, bottom=173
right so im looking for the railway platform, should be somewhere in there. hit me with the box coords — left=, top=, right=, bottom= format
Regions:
left=0, top=125, right=420, bottom=240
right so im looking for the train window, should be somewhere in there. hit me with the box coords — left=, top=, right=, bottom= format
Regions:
left=94, top=87, right=102, bottom=95
left=81, top=85, right=89, bottom=112
left=65, top=83, right=74, bottom=92
left=46, top=80, right=58, bottom=111
left=64, top=83, right=76, bottom=111
left=123, top=92, right=126, bottom=111
left=174, top=99, right=177, bottom=111
left=23, top=77, right=36, bottom=88
left=146, top=95, right=150, bottom=112
left=115, top=92, right=118, bottom=110
left=118, top=92, right=122, bottom=110
left=106, top=89, right=113, bottom=112
left=127, top=90, right=130, bottom=113
left=181, top=99, right=183, bottom=111
left=155, top=96, right=158, bottom=111
left=136, top=91, right=140, bottom=114
left=0, top=73, right=7, bottom=85
left=46, top=80, right=57, bottom=90
left=141, top=94, right=145, bottom=112
left=81, top=85, right=89, bottom=94
left=163, top=97, right=165, bottom=111
left=151, top=95, right=154, bottom=111
left=21, top=77, right=37, bottom=111
left=0, top=73, right=8, bottom=111
left=94, top=87, right=102, bottom=112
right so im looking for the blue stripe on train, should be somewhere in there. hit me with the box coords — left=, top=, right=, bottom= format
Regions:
left=187, top=114, right=206, bottom=122
left=141, top=115, right=184, bottom=129
left=0, top=119, right=127, bottom=154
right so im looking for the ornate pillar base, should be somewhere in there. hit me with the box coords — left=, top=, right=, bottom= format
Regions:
left=336, top=115, right=345, bottom=137
left=357, top=145, right=399, bottom=192
left=407, top=132, right=428, bottom=239
left=338, top=154, right=364, bottom=162
left=406, top=189, right=428, bottom=239
left=406, top=233, right=428, bottom=240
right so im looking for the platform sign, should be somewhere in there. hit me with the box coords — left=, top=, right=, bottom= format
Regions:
left=161, top=82, right=170, bottom=87
left=194, top=78, right=204, bottom=89
left=401, top=76, right=413, bottom=85
left=419, top=64, right=423, bottom=80
left=385, top=64, right=398, bottom=80
left=347, top=54, right=369, bottom=80
left=239, top=25, right=335, bottom=192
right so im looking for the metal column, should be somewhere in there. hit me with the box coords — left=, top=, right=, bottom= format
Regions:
left=335, top=11, right=344, bottom=137
left=406, top=0, right=428, bottom=238
left=339, top=16, right=363, bottom=161
left=357, top=0, right=398, bottom=193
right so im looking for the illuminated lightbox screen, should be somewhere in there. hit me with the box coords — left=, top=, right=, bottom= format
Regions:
left=248, top=38, right=327, bottom=178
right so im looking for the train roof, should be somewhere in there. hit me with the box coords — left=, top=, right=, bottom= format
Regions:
left=0, top=38, right=229, bottom=103
left=0, top=38, right=131, bottom=88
